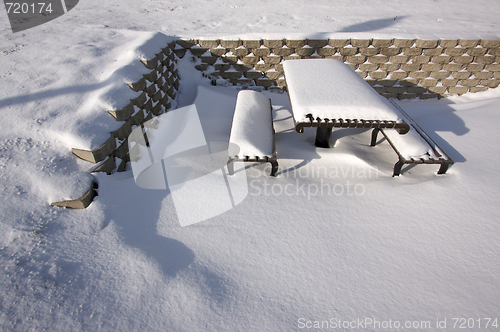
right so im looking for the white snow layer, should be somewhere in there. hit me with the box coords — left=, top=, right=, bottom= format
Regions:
left=1, top=0, right=500, bottom=330
left=284, top=59, right=402, bottom=123
left=229, top=90, right=274, bottom=159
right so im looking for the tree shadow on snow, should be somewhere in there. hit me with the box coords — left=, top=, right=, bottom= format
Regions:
left=338, top=16, right=407, bottom=33
left=97, top=177, right=195, bottom=278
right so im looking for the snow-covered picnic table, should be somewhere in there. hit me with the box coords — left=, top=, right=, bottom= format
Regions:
left=283, top=59, right=410, bottom=148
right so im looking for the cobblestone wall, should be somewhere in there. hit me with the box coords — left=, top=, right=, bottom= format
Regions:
left=71, top=41, right=180, bottom=174
left=175, top=38, right=500, bottom=99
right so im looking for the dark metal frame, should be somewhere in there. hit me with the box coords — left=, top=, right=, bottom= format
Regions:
left=370, top=101, right=454, bottom=176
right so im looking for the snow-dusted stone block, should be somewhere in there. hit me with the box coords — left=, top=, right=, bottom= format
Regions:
left=371, top=39, right=394, bottom=47
left=415, top=39, right=439, bottom=48
left=210, top=47, right=227, bottom=56
left=442, top=63, right=465, bottom=71
left=481, top=40, right=500, bottom=48
left=108, top=102, right=135, bottom=121
left=346, top=55, right=366, bottom=64
left=427, top=86, right=447, bottom=94
left=51, top=180, right=98, bottom=209
left=444, top=47, right=467, bottom=56
left=420, top=78, right=439, bottom=87
left=272, top=47, right=293, bottom=56
left=393, top=39, right=416, bottom=48
left=453, top=55, right=474, bottom=64
left=242, top=54, right=259, bottom=65
left=358, top=63, right=379, bottom=72
left=439, top=39, right=459, bottom=48
left=423, top=48, right=443, bottom=56
left=307, top=39, right=329, bottom=48
left=369, top=70, right=388, bottom=79
left=402, top=48, right=423, bottom=56
left=328, top=39, right=350, bottom=47
left=380, top=47, right=401, bottom=56
left=459, top=78, right=480, bottom=86
left=232, top=46, right=249, bottom=57
left=190, top=46, right=207, bottom=57
left=176, top=39, right=197, bottom=48
left=367, top=54, right=389, bottom=64
left=72, top=136, right=116, bottom=164
left=253, top=46, right=271, bottom=57
left=482, top=79, right=500, bottom=88
left=141, top=56, right=159, bottom=69
left=448, top=86, right=469, bottom=95
left=243, top=40, right=262, bottom=48
left=431, top=55, right=452, bottom=63
left=429, top=70, right=451, bottom=80
left=317, top=46, right=337, bottom=56
left=93, top=156, right=115, bottom=174
left=340, top=46, right=358, bottom=56
left=263, top=54, right=282, bottom=64
left=469, top=47, right=488, bottom=56
left=475, top=55, right=496, bottom=64
left=388, top=70, right=408, bottom=80
left=198, top=39, right=219, bottom=48
left=379, top=63, right=400, bottom=72
left=469, top=86, right=489, bottom=93
left=228, top=90, right=278, bottom=176
left=295, top=45, right=315, bottom=57
left=408, top=70, right=430, bottom=79
left=350, top=39, right=371, bottom=47
left=285, top=40, right=306, bottom=48
left=459, top=39, right=479, bottom=48
left=263, top=39, right=284, bottom=48
left=255, top=78, right=274, bottom=88
left=221, top=40, right=242, bottom=48
left=421, top=63, right=443, bottom=72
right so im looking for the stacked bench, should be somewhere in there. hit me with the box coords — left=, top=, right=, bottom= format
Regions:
left=227, top=90, right=278, bottom=177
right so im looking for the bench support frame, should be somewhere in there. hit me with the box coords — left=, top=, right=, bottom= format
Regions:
left=371, top=126, right=453, bottom=177
left=227, top=157, right=278, bottom=177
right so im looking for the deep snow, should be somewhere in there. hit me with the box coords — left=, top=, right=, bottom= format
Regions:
left=1, top=0, right=500, bottom=331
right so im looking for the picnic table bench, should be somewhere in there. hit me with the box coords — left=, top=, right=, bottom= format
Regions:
left=370, top=100, right=454, bottom=176
left=227, top=90, right=278, bottom=177
left=283, top=58, right=453, bottom=175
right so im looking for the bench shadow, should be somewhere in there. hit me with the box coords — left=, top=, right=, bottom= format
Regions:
left=394, top=101, right=469, bottom=163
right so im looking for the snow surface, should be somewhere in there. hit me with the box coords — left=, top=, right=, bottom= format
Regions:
left=1, top=0, right=500, bottom=331
left=283, top=59, right=402, bottom=123
left=381, top=127, right=438, bottom=160
left=229, top=90, right=274, bottom=159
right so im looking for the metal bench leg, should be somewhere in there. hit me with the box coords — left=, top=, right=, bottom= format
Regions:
left=371, top=128, right=381, bottom=146
left=270, top=160, right=278, bottom=177
left=438, top=163, right=449, bottom=175
left=393, top=160, right=404, bottom=177
left=315, top=126, right=333, bottom=148
left=227, top=158, right=235, bottom=176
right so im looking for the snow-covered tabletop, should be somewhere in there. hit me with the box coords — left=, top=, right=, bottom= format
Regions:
left=283, top=59, right=409, bottom=133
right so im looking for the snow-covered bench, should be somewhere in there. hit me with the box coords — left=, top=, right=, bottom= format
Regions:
left=371, top=100, right=454, bottom=176
left=227, top=90, right=278, bottom=177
